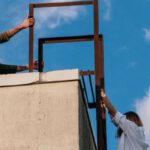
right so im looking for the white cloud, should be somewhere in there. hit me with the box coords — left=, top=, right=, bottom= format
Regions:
left=102, top=0, right=111, bottom=21
left=135, top=87, right=150, bottom=148
left=25, top=0, right=85, bottom=29
left=0, top=0, right=86, bottom=29
left=143, top=28, right=150, bottom=42
left=35, top=4, right=85, bottom=29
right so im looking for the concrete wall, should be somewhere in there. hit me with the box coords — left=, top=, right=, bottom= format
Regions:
left=79, top=87, right=96, bottom=150
left=0, top=70, right=96, bottom=150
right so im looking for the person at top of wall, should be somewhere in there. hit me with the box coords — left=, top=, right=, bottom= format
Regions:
left=0, top=17, right=39, bottom=74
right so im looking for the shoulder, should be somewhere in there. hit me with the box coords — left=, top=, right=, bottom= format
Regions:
left=112, top=111, right=138, bottom=128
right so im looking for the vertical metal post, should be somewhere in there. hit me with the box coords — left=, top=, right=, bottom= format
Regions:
left=95, top=36, right=107, bottom=150
left=29, top=4, right=34, bottom=72
left=99, top=37, right=107, bottom=150
left=93, top=0, right=107, bottom=148
left=38, top=40, right=43, bottom=72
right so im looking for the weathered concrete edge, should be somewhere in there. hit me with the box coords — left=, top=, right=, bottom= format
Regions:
left=0, top=69, right=79, bottom=87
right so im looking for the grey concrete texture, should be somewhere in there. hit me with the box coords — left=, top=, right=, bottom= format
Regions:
left=0, top=79, right=96, bottom=150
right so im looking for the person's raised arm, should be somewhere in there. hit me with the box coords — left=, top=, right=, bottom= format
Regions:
left=6, top=17, right=34, bottom=39
left=100, top=89, right=117, bottom=118
left=17, top=60, right=41, bottom=72
left=0, top=60, right=41, bottom=74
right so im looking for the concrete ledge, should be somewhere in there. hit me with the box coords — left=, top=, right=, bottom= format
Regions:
left=0, top=71, right=96, bottom=150
left=0, top=69, right=79, bottom=87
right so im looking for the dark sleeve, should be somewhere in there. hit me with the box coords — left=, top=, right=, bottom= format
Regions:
left=0, top=63, right=17, bottom=74
left=0, top=32, right=10, bottom=44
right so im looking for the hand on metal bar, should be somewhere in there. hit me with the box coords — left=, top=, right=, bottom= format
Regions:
left=33, top=60, right=44, bottom=70
left=17, top=60, right=44, bottom=72
left=100, top=89, right=107, bottom=109
left=100, top=100, right=108, bottom=111
left=100, top=88, right=117, bottom=118
left=19, top=17, right=35, bottom=29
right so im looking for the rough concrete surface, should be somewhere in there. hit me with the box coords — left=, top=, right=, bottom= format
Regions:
left=0, top=70, right=96, bottom=150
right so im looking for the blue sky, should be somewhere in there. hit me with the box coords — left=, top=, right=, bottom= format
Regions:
left=0, top=0, right=150, bottom=149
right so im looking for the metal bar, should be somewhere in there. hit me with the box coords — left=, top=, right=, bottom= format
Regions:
left=99, top=37, right=107, bottom=150
left=89, top=74, right=96, bottom=103
left=81, top=76, right=89, bottom=104
left=95, top=36, right=107, bottom=150
left=32, top=1, right=93, bottom=8
left=29, top=4, right=34, bottom=72
left=38, top=40, right=43, bottom=72
left=99, top=38, right=104, bottom=87
left=39, top=35, right=102, bottom=44
left=93, top=0, right=106, bottom=148
left=80, top=70, right=95, bottom=76
left=88, top=102, right=96, bottom=109
left=93, top=0, right=107, bottom=146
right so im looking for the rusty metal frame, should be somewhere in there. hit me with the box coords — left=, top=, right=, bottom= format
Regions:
left=95, top=37, right=107, bottom=150
left=29, top=1, right=93, bottom=72
left=29, top=1, right=107, bottom=149
left=38, top=34, right=102, bottom=72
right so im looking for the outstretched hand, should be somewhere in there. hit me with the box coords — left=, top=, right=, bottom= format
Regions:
left=19, top=17, right=34, bottom=29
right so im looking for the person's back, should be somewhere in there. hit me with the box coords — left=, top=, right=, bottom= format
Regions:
left=100, top=90, right=149, bottom=150
left=112, top=111, right=148, bottom=150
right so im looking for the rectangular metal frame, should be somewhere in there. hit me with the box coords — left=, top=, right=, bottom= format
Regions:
left=38, top=34, right=102, bottom=72
left=29, top=1, right=107, bottom=150
left=29, top=1, right=93, bottom=72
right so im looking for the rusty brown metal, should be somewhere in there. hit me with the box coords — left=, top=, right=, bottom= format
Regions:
left=93, top=0, right=107, bottom=148
left=32, top=1, right=93, bottom=8
left=99, top=36, right=107, bottom=150
left=38, top=35, right=102, bottom=72
left=29, top=4, right=34, bottom=72
left=38, top=40, right=43, bottom=72
left=29, top=1, right=93, bottom=72
left=28, top=2, right=94, bottom=72
left=95, top=36, right=107, bottom=150
left=40, top=35, right=102, bottom=44
left=80, top=70, right=95, bottom=76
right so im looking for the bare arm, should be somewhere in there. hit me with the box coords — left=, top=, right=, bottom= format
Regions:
left=17, top=60, right=40, bottom=72
left=6, top=17, right=34, bottom=39
left=100, top=90, right=117, bottom=118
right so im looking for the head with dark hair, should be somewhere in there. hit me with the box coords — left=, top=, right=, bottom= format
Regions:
left=117, top=111, right=143, bottom=138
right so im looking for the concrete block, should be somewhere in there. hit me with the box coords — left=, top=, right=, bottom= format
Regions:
left=0, top=69, right=96, bottom=150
